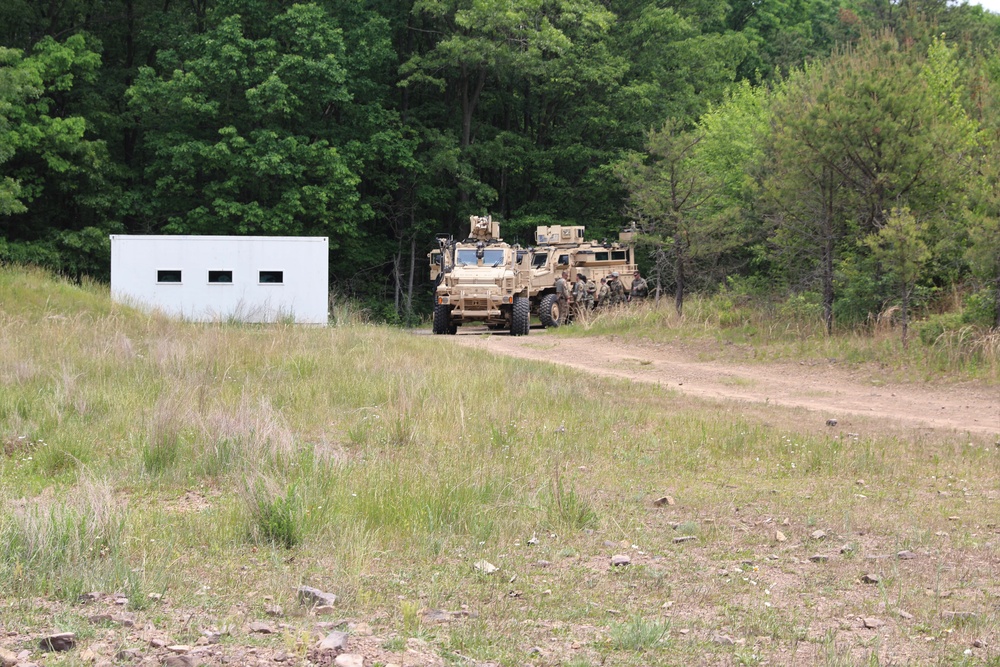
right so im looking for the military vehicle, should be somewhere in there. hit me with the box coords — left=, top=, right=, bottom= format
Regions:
left=430, top=217, right=637, bottom=335
left=518, top=224, right=637, bottom=327
left=430, top=215, right=528, bottom=335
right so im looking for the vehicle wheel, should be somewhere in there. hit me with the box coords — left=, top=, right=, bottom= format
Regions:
left=433, top=303, right=451, bottom=335
left=511, top=296, right=530, bottom=336
left=539, top=293, right=562, bottom=328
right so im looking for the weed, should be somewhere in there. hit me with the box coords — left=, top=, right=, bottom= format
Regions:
left=609, top=614, right=671, bottom=651
left=544, top=473, right=598, bottom=531
left=243, top=478, right=302, bottom=549
left=400, top=599, right=421, bottom=636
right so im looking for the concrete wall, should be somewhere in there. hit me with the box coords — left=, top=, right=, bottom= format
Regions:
left=110, top=235, right=328, bottom=324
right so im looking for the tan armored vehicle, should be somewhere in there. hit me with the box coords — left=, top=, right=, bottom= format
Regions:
left=430, top=216, right=527, bottom=335
left=518, top=225, right=637, bottom=327
left=430, top=217, right=636, bottom=335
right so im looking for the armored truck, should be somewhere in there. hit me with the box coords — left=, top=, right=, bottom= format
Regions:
left=518, top=225, right=637, bottom=327
left=430, top=216, right=528, bottom=335
left=430, top=217, right=637, bottom=335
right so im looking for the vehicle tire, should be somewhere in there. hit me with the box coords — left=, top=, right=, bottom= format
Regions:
left=433, top=303, right=451, bottom=335
left=511, top=296, right=530, bottom=336
left=538, top=293, right=562, bottom=328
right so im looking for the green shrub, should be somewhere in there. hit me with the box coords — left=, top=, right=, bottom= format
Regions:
left=244, top=480, right=302, bottom=549
left=917, top=312, right=966, bottom=347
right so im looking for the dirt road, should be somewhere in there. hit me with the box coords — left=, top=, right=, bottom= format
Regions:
left=450, top=329, right=1000, bottom=436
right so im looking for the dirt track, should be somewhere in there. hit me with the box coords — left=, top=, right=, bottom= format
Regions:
left=449, top=328, right=1000, bottom=437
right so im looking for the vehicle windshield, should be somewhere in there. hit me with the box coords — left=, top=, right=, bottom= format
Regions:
left=456, top=248, right=506, bottom=266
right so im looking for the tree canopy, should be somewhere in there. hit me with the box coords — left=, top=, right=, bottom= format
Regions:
left=2, top=0, right=1000, bottom=327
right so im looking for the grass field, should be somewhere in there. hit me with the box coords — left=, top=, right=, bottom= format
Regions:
left=1, top=266, right=998, bottom=666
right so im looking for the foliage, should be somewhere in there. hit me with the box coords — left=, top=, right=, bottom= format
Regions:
left=863, top=206, right=931, bottom=347
left=2, top=1, right=1000, bottom=322
left=244, top=479, right=302, bottom=549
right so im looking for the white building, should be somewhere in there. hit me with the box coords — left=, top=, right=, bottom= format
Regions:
left=110, top=235, right=329, bottom=324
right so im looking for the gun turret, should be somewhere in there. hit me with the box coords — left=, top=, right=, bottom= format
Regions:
left=469, top=215, right=501, bottom=242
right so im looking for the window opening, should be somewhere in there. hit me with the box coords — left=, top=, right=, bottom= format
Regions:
left=157, top=270, right=182, bottom=283
left=259, top=270, right=284, bottom=284
left=208, top=270, right=233, bottom=284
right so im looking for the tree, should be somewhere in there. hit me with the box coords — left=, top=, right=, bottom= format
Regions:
left=0, top=34, right=110, bottom=276
left=766, top=30, right=976, bottom=329
left=616, top=120, right=734, bottom=314
left=864, top=205, right=930, bottom=347
left=126, top=4, right=381, bottom=243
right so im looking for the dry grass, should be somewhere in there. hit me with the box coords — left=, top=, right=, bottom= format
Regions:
left=0, top=267, right=998, bottom=666
left=565, top=296, right=1000, bottom=383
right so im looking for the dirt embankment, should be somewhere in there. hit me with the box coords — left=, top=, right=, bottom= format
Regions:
left=450, top=330, right=1000, bottom=437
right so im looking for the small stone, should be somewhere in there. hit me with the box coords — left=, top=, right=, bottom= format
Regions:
left=248, top=622, right=275, bottom=634
left=317, top=631, right=348, bottom=652
left=161, top=657, right=193, bottom=667
left=810, top=530, right=827, bottom=541
left=673, top=536, right=696, bottom=544
left=116, top=648, right=143, bottom=661
left=314, top=605, right=336, bottom=616
left=897, top=610, right=914, bottom=620
left=610, top=554, right=631, bottom=566
left=711, top=634, right=735, bottom=646
left=298, top=586, right=338, bottom=608
left=0, top=648, right=16, bottom=667
left=39, top=633, right=76, bottom=652
left=809, top=554, right=829, bottom=563
left=526, top=536, right=539, bottom=545
left=826, top=419, right=838, bottom=427
left=89, top=614, right=114, bottom=624
left=897, top=550, right=917, bottom=560
left=349, top=622, right=372, bottom=636
left=149, top=639, right=168, bottom=649
left=112, top=612, right=137, bottom=627
left=973, top=640, right=986, bottom=648
left=861, top=573, right=880, bottom=584
left=273, top=652, right=288, bottom=662
left=265, top=605, right=283, bottom=617
left=775, top=530, right=787, bottom=543
left=474, top=560, right=499, bottom=574
left=862, top=618, right=883, bottom=629
left=166, top=645, right=191, bottom=654
left=653, top=496, right=676, bottom=507
left=194, top=638, right=209, bottom=647
left=422, top=609, right=452, bottom=623
left=81, top=648, right=96, bottom=661
left=840, top=544, right=853, bottom=554
left=534, top=560, right=551, bottom=568
left=334, top=653, right=364, bottom=667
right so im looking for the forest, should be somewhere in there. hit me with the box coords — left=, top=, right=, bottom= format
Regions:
left=2, top=0, right=1000, bottom=330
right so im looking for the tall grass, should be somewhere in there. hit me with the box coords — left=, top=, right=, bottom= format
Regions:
left=1, top=266, right=997, bottom=666
left=564, top=295, right=1000, bottom=381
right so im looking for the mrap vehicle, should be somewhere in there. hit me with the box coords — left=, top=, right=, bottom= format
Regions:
left=430, top=216, right=636, bottom=335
